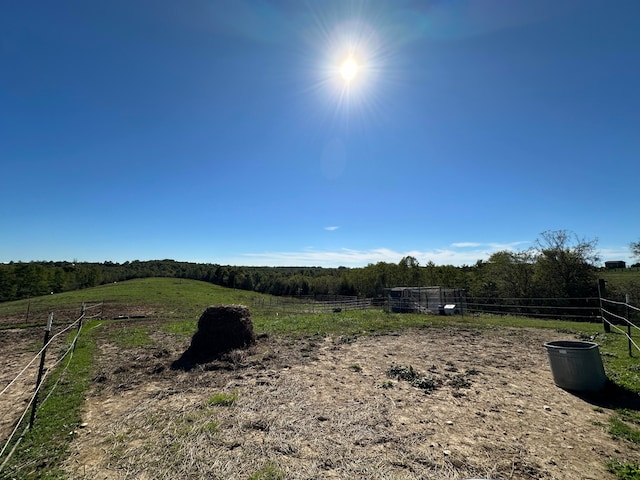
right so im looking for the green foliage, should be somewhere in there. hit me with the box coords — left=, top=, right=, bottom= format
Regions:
left=608, top=459, right=640, bottom=480
left=533, top=230, right=599, bottom=298
left=0, top=231, right=622, bottom=305
left=484, top=250, right=535, bottom=298
left=609, top=416, right=640, bottom=444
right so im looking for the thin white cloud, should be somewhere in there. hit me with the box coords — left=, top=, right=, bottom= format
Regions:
left=451, top=242, right=482, bottom=248
left=452, top=241, right=529, bottom=250
left=324, top=226, right=340, bottom=231
left=234, top=242, right=534, bottom=267
left=598, top=246, right=635, bottom=265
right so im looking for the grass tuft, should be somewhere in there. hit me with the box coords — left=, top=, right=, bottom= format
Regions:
left=208, top=392, right=238, bottom=407
left=609, top=416, right=640, bottom=444
left=248, top=461, right=285, bottom=480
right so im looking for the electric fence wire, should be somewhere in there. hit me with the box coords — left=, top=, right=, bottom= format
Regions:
left=601, top=308, right=640, bottom=331
left=0, top=319, right=84, bottom=471
left=602, top=297, right=640, bottom=314
left=601, top=313, right=640, bottom=354
left=0, top=317, right=82, bottom=399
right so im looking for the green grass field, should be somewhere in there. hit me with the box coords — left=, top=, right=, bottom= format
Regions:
left=1, top=277, right=639, bottom=479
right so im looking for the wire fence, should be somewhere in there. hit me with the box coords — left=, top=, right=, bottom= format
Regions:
left=0, top=303, right=93, bottom=472
left=600, top=297, right=640, bottom=357
left=0, top=300, right=104, bottom=329
left=466, top=296, right=602, bottom=321
left=252, top=295, right=373, bottom=314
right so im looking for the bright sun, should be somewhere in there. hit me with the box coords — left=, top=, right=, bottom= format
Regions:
left=340, top=57, right=358, bottom=82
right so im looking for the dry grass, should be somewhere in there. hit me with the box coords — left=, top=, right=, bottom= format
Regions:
left=62, top=327, right=637, bottom=480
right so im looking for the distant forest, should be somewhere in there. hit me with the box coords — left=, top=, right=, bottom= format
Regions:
left=2, top=231, right=638, bottom=304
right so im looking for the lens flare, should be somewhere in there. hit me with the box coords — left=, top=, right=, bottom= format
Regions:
left=340, top=57, right=358, bottom=82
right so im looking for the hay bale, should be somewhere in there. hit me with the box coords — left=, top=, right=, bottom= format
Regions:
left=172, top=304, right=256, bottom=369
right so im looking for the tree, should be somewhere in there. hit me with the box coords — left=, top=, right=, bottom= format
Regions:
left=485, top=250, right=536, bottom=298
left=398, top=256, right=421, bottom=286
left=631, top=240, right=640, bottom=261
left=532, top=230, right=599, bottom=298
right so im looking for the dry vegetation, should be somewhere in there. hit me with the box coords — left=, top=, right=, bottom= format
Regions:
left=47, top=322, right=638, bottom=480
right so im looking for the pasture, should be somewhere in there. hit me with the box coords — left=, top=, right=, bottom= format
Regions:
left=1, top=278, right=639, bottom=479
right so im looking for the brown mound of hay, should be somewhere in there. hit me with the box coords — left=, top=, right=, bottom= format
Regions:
left=172, top=304, right=256, bottom=370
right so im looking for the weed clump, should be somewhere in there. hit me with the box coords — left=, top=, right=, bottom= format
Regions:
left=386, top=362, right=478, bottom=394
left=386, top=364, right=441, bottom=393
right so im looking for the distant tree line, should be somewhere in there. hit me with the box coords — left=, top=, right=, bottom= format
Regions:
left=1, top=231, right=637, bottom=304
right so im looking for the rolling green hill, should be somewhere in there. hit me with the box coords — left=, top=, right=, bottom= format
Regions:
left=0, top=278, right=267, bottom=328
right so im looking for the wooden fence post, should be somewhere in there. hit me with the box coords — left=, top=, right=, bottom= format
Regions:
left=598, top=279, right=610, bottom=333
left=24, top=299, right=31, bottom=323
left=29, top=313, right=53, bottom=429
left=73, top=303, right=85, bottom=352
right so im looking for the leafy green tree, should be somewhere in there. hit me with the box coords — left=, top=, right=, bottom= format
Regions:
left=532, top=230, right=599, bottom=298
left=0, top=266, right=17, bottom=301
left=398, top=256, right=421, bottom=286
left=485, top=250, right=535, bottom=298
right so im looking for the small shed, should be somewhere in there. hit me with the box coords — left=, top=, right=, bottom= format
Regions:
left=384, top=286, right=466, bottom=314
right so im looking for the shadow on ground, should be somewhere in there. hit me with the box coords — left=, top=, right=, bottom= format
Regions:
left=572, top=381, right=640, bottom=411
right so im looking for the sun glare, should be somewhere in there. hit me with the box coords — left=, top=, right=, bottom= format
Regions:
left=340, top=57, right=358, bottom=82
left=304, top=12, right=392, bottom=124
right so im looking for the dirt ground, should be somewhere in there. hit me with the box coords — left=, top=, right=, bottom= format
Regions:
left=0, top=327, right=70, bottom=444
left=3, top=321, right=639, bottom=479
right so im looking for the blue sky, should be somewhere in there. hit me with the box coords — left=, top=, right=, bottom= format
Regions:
left=1, top=0, right=638, bottom=267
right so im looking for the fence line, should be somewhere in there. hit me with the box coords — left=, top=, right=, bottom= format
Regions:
left=600, top=318, right=640, bottom=354
left=601, top=308, right=640, bottom=332
left=252, top=296, right=372, bottom=313
left=0, top=317, right=81, bottom=400
left=257, top=293, right=607, bottom=321
left=602, top=297, right=640, bottom=314
left=0, top=307, right=86, bottom=471
left=600, top=295, right=640, bottom=358
left=466, top=296, right=600, bottom=321
left=1, top=300, right=102, bottom=329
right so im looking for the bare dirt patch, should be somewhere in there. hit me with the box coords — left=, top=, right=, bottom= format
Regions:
left=0, top=327, right=72, bottom=444
left=62, top=325, right=637, bottom=479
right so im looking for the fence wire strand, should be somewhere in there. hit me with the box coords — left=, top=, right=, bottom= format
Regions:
left=602, top=297, right=640, bottom=313
left=601, top=308, right=640, bottom=333
left=0, top=317, right=81, bottom=399
left=0, top=313, right=85, bottom=471
left=600, top=296, right=640, bottom=357
left=602, top=314, right=640, bottom=354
